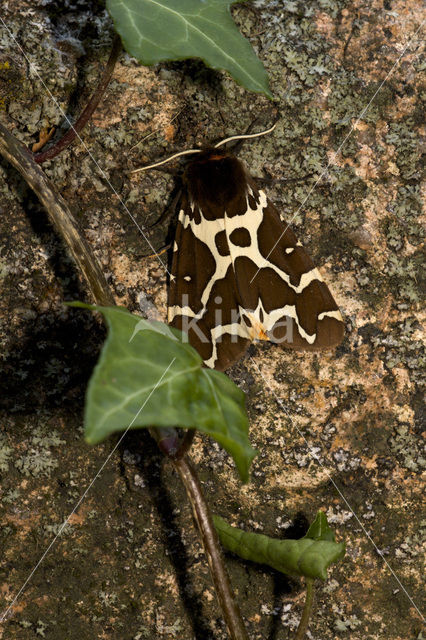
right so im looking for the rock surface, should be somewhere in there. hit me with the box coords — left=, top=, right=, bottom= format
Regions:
left=0, top=1, right=424, bottom=639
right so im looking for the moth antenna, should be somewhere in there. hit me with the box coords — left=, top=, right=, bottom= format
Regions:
left=131, top=123, right=277, bottom=173
left=214, top=122, right=277, bottom=148
left=130, top=149, right=201, bottom=174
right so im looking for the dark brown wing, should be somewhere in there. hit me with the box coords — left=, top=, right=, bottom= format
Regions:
left=168, top=149, right=344, bottom=371
left=167, top=189, right=251, bottom=371
left=228, top=180, right=345, bottom=351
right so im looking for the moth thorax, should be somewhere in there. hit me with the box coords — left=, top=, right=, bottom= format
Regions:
left=184, top=149, right=248, bottom=207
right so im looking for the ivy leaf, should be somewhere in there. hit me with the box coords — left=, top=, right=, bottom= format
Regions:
left=304, top=510, right=335, bottom=542
left=106, top=0, right=273, bottom=98
left=213, top=512, right=345, bottom=580
left=69, top=303, right=257, bottom=481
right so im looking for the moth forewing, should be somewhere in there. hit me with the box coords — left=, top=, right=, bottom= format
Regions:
left=167, top=148, right=344, bottom=371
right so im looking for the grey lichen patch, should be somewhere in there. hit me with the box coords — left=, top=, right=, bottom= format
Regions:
left=14, top=618, right=49, bottom=637
left=389, top=423, right=426, bottom=472
left=374, top=318, right=425, bottom=388
left=384, top=185, right=423, bottom=248
left=0, top=17, right=75, bottom=135
left=395, top=525, right=426, bottom=567
left=2, top=488, right=21, bottom=505
left=14, top=425, right=65, bottom=477
left=334, top=610, right=362, bottom=632
left=385, top=251, right=423, bottom=303
left=0, top=159, right=28, bottom=203
left=0, top=434, right=12, bottom=472
left=43, top=520, right=73, bottom=537
left=35, top=619, right=48, bottom=637
left=0, top=58, right=26, bottom=111
left=385, top=119, right=423, bottom=181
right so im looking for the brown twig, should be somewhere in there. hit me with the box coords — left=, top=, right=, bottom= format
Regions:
left=173, top=457, right=249, bottom=640
left=34, top=35, right=122, bottom=163
left=173, top=429, right=196, bottom=459
left=294, top=578, right=315, bottom=640
left=0, top=121, right=113, bottom=306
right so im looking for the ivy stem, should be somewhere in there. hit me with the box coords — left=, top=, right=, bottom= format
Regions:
left=0, top=121, right=114, bottom=306
left=156, top=427, right=183, bottom=457
left=173, top=456, right=249, bottom=640
left=294, top=578, right=315, bottom=640
left=34, top=35, right=122, bottom=164
left=172, top=428, right=196, bottom=459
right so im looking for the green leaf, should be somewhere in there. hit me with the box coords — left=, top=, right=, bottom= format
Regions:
left=304, top=511, right=336, bottom=542
left=213, top=513, right=345, bottom=580
left=106, top=0, right=273, bottom=99
left=69, top=303, right=257, bottom=481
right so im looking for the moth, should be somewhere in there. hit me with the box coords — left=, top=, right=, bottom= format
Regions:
left=134, top=129, right=345, bottom=371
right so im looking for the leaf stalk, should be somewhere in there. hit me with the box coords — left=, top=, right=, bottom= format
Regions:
left=294, top=578, right=315, bottom=640
left=173, top=456, right=249, bottom=640
left=34, top=35, right=122, bottom=163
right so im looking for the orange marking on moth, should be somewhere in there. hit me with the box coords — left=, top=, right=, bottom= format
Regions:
left=246, top=315, right=269, bottom=341
left=198, top=153, right=228, bottom=163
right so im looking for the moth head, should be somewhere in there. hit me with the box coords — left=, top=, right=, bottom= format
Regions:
left=183, top=148, right=248, bottom=207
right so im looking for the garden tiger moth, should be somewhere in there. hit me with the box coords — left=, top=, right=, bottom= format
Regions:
left=166, top=146, right=345, bottom=371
